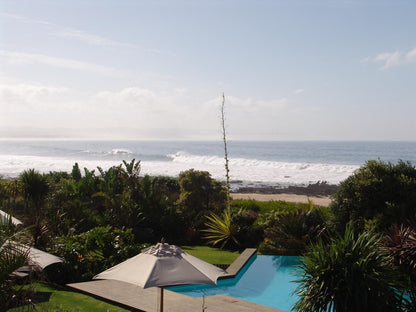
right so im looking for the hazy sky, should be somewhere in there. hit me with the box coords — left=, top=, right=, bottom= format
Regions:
left=1, top=0, right=415, bottom=140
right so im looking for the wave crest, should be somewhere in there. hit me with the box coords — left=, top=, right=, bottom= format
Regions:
left=110, top=149, right=133, bottom=155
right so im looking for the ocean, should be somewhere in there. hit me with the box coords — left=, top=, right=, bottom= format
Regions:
left=1, top=140, right=415, bottom=189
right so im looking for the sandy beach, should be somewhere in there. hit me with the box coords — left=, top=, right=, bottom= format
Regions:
left=231, top=193, right=332, bottom=206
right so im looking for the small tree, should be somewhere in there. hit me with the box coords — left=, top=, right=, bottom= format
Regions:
left=71, top=163, right=82, bottom=182
left=178, top=169, right=226, bottom=226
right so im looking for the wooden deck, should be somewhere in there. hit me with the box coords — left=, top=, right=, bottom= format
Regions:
left=67, top=248, right=286, bottom=312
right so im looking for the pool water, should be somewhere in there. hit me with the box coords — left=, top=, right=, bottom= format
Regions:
left=167, top=255, right=300, bottom=311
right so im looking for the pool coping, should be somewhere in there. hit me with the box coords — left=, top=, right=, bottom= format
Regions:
left=67, top=248, right=285, bottom=312
left=219, top=247, right=257, bottom=279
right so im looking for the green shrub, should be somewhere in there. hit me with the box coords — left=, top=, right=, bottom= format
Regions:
left=47, top=226, right=144, bottom=284
left=258, top=207, right=328, bottom=255
left=330, top=160, right=416, bottom=233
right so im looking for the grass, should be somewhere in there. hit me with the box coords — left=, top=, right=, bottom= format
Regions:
left=181, top=245, right=240, bottom=265
left=232, top=199, right=314, bottom=214
left=8, top=282, right=130, bottom=312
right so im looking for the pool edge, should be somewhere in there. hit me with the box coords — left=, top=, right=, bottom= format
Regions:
left=219, top=248, right=257, bottom=279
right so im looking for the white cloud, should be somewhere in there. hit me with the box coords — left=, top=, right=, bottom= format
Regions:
left=374, top=51, right=401, bottom=69
left=0, top=83, right=74, bottom=134
left=295, top=89, right=304, bottom=94
left=1, top=50, right=123, bottom=76
left=0, top=81, right=297, bottom=140
left=225, top=96, right=288, bottom=112
left=406, top=48, right=416, bottom=62
left=0, top=13, right=51, bottom=26
left=57, top=29, right=119, bottom=46
left=372, top=47, right=416, bottom=69
left=55, top=28, right=135, bottom=48
left=2, top=12, right=131, bottom=48
left=0, top=83, right=69, bottom=107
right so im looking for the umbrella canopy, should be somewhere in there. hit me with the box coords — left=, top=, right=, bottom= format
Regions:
left=3, top=241, right=64, bottom=271
left=94, top=241, right=226, bottom=312
left=94, top=242, right=225, bottom=288
left=27, top=246, right=64, bottom=270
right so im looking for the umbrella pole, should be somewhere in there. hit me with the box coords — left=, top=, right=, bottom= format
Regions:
left=160, top=286, right=164, bottom=312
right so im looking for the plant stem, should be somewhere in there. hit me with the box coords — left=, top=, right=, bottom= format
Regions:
left=221, top=93, right=231, bottom=211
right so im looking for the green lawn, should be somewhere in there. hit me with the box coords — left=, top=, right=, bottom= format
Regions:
left=8, top=246, right=240, bottom=311
left=8, top=282, right=129, bottom=312
left=182, top=245, right=240, bottom=265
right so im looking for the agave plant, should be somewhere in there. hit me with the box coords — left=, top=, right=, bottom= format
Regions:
left=203, top=209, right=239, bottom=249
left=293, top=225, right=407, bottom=312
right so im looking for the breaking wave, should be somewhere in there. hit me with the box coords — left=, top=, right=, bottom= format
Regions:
left=0, top=151, right=359, bottom=187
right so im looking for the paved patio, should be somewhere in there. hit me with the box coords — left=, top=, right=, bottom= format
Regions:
left=67, top=248, right=286, bottom=312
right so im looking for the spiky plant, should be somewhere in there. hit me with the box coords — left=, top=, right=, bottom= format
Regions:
left=203, top=209, right=239, bottom=249
left=293, top=225, right=407, bottom=312
left=385, top=223, right=416, bottom=274
left=384, top=223, right=416, bottom=309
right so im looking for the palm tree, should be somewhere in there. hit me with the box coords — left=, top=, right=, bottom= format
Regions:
left=20, top=169, right=50, bottom=247
left=293, top=225, right=406, bottom=312
left=20, top=169, right=50, bottom=217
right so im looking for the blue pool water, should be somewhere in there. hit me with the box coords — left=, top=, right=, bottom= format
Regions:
left=167, top=255, right=300, bottom=311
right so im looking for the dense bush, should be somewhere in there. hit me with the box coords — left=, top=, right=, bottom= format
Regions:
left=178, top=169, right=227, bottom=242
left=47, top=226, right=143, bottom=284
left=258, top=205, right=328, bottom=255
left=330, top=160, right=416, bottom=233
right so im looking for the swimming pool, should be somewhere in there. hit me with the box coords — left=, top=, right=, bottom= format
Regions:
left=167, top=255, right=300, bottom=311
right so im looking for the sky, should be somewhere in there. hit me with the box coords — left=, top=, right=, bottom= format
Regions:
left=0, top=0, right=415, bottom=141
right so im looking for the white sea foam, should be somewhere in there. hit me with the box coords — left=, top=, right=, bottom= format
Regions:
left=110, top=149, right=133, bottom=155
left=146, top=152, right=359, bottom=186
left=0, top=152, right=359, bottom=187
left=0, top=155, right=122, bottom=178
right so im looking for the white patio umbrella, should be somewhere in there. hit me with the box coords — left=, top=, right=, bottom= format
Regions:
left=2, top=241, right=64, bottom=277
left=93, top=240, right=226, bottom=312
left=26, top=246, right=64, bottom=270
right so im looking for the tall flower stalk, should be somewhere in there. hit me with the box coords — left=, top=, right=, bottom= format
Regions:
left=221, top=93, right=231, bottom=212
left=203, top=94, right=238, bottom=248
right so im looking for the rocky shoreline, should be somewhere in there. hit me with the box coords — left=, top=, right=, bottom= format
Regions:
left=231, top=181, right=339, bottom=197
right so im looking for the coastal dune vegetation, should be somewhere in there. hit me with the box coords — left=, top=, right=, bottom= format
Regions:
left=1, top=159, right=416, bottom=310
